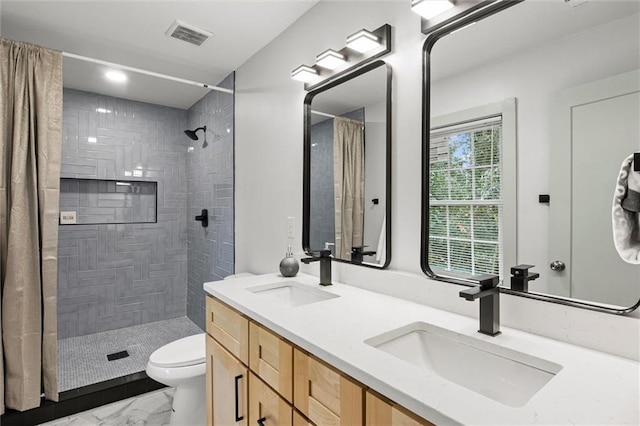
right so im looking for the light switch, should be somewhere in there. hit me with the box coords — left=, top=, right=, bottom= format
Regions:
left=60, top=211, right=77, bottom=225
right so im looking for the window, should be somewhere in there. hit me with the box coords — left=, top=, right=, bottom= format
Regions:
left=429, top=117, right=503, bottom=277
left=425, top=98, right=516, bottom=282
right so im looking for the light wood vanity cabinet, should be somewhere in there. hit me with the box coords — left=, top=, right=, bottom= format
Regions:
left=250, top=322, right=293, bottom=403
left=206, top=295, right=433, bottom=426
left=293, top=348, right=364, bottom=426
left=366, top=391, right=435, bottom=426
left=206, top=336, right=248, bottom=426
left=293, top=410, right=315, bottom=425
left=249, top=372, right=292, bottom=426
left=206, top=296, right=249, bottom=365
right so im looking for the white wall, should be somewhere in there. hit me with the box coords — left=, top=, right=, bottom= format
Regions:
left=235, top=2, right=639, bottom=361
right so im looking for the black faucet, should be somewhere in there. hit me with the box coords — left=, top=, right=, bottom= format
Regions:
left=459, top=274, right=501, bottom=336
left=510, top=264, right=539, bottom=292
left=351, top=246, right=376, bottom=265
left=301, top=249, right=332, bottom=286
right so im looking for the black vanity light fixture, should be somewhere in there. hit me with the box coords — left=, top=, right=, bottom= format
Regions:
left=291, top=24, right=391, bottom=90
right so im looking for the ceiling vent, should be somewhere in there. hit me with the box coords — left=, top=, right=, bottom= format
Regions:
left=166, top=20, right=213, bottom=46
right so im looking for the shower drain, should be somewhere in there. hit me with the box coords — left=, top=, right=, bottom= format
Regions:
left=106, top=350, right=130, bottom=361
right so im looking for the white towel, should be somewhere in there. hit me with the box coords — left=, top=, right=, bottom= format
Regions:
left=613, top=154, right=640, bottom=264
left=375, top=217, right=386, bottom=264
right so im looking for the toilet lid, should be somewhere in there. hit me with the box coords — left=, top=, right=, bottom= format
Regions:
left=149, top=333, right=205, bottom=368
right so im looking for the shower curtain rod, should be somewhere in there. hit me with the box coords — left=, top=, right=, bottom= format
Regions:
left=63, top=52, right=234, bottom=94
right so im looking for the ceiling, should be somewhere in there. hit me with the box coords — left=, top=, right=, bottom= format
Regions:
left=0, top=1, right=319, bottom=109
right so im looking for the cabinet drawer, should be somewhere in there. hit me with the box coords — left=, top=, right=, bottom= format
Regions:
left=206, top=296, right=249, bottom=365
left=250, top=322, right=293, bottom=403
left=206, top=336, right=248, bottom=426
left=293, top=409, right=315, bottom=426
left=249, top=372, right=292, bottom=426
left=293, top=348, right=363, bottom=426
left=365, top=391, right=434, bottom=426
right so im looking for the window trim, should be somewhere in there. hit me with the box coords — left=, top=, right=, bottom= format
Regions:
left=423, top=98, right=517, bottom=284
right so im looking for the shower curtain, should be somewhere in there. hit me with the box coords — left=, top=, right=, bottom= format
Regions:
left=0, top=38, right=62, bottom=413
left=333, top=117, right=364, bottom=260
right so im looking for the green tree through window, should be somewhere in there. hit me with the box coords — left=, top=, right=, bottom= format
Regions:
left=429, top=116, right=503, bottom=278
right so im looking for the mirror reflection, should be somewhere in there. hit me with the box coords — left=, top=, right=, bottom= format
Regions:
left=305, top=62, right=390, bottom=267
left=426, top=0, right=640, bottom=309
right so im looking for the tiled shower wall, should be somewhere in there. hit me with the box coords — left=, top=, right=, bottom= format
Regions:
left=58, top=89, right=189, bottom=339
left=186, top=73, right=235, bottom=329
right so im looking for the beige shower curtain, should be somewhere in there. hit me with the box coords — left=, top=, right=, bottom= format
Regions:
left=333, top=117, right=364, bottom=260
left=0, top=38, right=62, bottom=413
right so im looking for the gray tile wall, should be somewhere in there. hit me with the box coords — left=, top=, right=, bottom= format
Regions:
left=310, top=118, right=335, bottom=252
left=58, top=89, right=189, bottom=339
left=186, top=73, right=235, bottom=329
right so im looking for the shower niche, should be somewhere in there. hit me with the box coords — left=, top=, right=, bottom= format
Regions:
left=59, top=178, right=157, bottom=225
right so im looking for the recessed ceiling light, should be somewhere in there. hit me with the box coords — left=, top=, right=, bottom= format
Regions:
left=96, top=108, right=112, bottom=114
left=87, top=137, right=97, bottom=143
left=105, top=70, right=127, bottom=83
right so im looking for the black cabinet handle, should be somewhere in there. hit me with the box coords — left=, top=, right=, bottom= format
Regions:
left=234, top=374, right=244, bottom=422
left=257, top=417, right=267, bottom=426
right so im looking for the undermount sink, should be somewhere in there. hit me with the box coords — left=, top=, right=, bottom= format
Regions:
left=246, top=281, right=340, bottom=307
left=365, top=322, right=562, bottom=407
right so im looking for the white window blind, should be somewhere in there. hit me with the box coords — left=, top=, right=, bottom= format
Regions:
left=429, top=115, right=503, bottom=279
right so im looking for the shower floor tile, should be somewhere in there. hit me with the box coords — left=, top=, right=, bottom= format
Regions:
left=58, top=317, right=203, bottom=392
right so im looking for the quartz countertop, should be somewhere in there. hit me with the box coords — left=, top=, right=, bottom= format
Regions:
left=204, top=273, right=639, bottom=425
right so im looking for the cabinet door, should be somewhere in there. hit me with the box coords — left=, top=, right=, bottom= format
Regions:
left=250, top=322, right=293, bottom=402
left=206, top=335, right=248, bottom=426
left=365, top=391, right=434, bottom=426
left=249, top=372, right=292, bottom=426
left=207, top=296, right=249, bottom=364
left=293, top=348, right=363, bottom=426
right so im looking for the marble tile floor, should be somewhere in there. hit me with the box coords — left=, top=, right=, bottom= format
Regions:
left=38, top=388, right=174, bottom=426
left=58, top=317, right=203, bottom=392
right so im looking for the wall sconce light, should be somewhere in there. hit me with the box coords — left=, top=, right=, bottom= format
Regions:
left=411, top=0, right=455, bottom=19
left=345, top=29, right=380, bottom=53
left=315, top=49, right=346, bottom=70
left=291, top=65, right=319, bottom=83
left=413, top=0, right=513, bottom=36
left=291, top=24, right=391, bottom=90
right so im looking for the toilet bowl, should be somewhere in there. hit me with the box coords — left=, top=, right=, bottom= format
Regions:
left=146, top=333, right=206, bottom=425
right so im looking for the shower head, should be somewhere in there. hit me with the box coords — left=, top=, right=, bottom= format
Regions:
left=184, top=126, right=206, bottom=141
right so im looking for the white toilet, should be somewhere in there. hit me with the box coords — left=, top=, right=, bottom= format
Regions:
left=146, top=333, right=206, bottom=425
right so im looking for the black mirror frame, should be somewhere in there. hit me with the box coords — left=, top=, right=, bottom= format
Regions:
left=419, top=0, right=640, bottom=314
left=303, top=60, right=392, bottom=269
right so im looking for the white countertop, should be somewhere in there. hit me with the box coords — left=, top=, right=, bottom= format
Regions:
left=204, top=273, right=640, bottom=425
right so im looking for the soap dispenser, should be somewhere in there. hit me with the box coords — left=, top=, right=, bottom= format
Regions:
left=279, top=245, right=299, bottom=277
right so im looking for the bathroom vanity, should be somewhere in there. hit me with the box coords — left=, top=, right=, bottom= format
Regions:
left=204, top=273, right=639, bottom=425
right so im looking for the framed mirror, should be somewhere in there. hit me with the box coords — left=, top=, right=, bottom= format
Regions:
left=303, top=60, right=391, bottom=268
left=421, top=0, right=640, bottom=313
